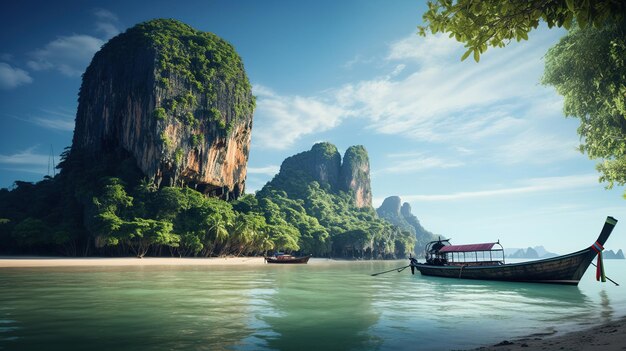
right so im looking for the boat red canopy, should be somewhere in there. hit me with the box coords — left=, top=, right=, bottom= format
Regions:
left=439, top=243, right=498, bottom=253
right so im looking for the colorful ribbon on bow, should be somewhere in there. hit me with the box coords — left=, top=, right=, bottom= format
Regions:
left=591, top=241, right=606, bottom=282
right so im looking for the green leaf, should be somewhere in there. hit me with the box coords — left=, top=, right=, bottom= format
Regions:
left=576, top=11, right=588, bottom=28
left=521, top=31, right=528, bottom=41
left=461, top=49, right=472, bottom=61
left=473, top=49, right=480, bottom=62
left=563, top=14, right=573, bottom=30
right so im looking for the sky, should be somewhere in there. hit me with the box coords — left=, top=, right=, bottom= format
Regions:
left=1, top=0, right=624, bottom=254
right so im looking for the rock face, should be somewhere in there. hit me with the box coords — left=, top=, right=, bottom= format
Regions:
left=340, top=146, right=372, bottom=208
left=280, top=143, right=342, bottom=188
left=377, top=196, right=403, bottom=223
left=377, top=196, right=436, bottom=251
left=276, top=142, right=372, bottom=207
left=70, top=19, right=254, bottom=199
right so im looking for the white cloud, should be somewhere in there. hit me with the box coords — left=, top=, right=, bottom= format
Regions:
left=253, top=27, right=566, bottom=162
left=0, top=147, right=48, bottom=166
left=390, top=64, right=406, bottom=77
left=32, top=117, right=74, bottom=131
left=24, top=9, right=119, bottom=78
left=343, top=54, right=375, bottom=69
left=93, top=8, right=121, bottom=38
left=93, top=8, right=118, bottom=22
left=377, top=152, right=464, bottom=174
left=493, top=129, right=580, bottom=165
left=31, top=108, right=75, bottom=131
left=334, top=30, right=562, bottom=143
left=397, top=174, right=598, bottom=202
left=4, top=107, right=75, bottom=132
left=247, top=165, right=280, bottom=176
left=0, top=62, right=33, bottom=89
left=0, top=146, right=62, bottom=177
left=386, top=32, right=461, bottom=63
left=28, top=35, right=104, bottom=77
left=252, top=85, right=352, bottom=149
left=455, top=146, right=474, bottom=155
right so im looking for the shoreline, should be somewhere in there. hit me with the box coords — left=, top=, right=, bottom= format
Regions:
left=0, top=256, right=269, bottom=267
left=475, top=315, right=626, bottom=351
left=0, top=256, right=399, bottom=268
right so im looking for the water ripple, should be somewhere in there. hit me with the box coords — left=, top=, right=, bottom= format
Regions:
left=0, top=260, right=624, bottom=350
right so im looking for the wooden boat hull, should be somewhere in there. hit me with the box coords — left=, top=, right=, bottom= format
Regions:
left=411, top=216, right=617, bottom=285
left=414, top=248, right=593, bottom=285
left=265, top=255, right=311, bottom=264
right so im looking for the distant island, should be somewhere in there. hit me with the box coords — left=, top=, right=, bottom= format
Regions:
left=604, top=249, right=625, bottom=259
left=505, top=246, right=624, bottom=259
left=505, top=246, right=558, bottom=259
left=376, top=196, right=437, bottom=253
left=0, top=19, right=435, bottom=260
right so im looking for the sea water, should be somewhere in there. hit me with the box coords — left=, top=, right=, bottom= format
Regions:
left=1, top=259, right=625, bottom=350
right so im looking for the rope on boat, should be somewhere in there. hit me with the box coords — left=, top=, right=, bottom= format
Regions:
left=591, top=241, right=607, bottom=282
left=591, top=262, right=619, bottom=286
left=371, top=265, right=411, bottom=276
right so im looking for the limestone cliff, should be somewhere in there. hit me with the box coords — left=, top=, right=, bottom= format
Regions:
left=279, top=142, right=342, bottom=188
left=274, top=142, right=372, bottom=207
left=340, top=145, right=372, bottom=208
left=70, top=19, right=254, bottom=199
left=377, top=196, right=437, bottom=251
left=377, top=196, right=408, bottom=231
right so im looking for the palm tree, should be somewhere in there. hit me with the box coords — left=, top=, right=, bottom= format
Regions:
left=204, top=214, right=230, bottom=257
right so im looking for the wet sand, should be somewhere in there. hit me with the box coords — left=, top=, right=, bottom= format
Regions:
left=476, top=316, right=626, bottom=351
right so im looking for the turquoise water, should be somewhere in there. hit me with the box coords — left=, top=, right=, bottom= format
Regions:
left=1, top=259, right=625, bottom=350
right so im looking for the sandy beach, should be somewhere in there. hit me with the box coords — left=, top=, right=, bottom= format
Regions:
left=0, top=256, right=267, bottom=267
left=475, top=316, right=626, bottom=351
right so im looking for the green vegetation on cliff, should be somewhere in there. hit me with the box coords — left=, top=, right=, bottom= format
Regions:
left=0, top=150, right=295, bottom=257
left=376, top=196, right=437, bottom=257
left=255, top=143, right=415, bottom=258
left=0, top=143, right=415, bottom=259
left=93, top=18, right=255, bottom=134
left=74, top=18, right=253, bottom=196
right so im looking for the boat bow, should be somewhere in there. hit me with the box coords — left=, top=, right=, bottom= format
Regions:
left=409, top=216, right=618, bottom=285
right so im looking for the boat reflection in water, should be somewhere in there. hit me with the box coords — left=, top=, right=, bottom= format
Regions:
left=410, top=216, right=618, bottom=285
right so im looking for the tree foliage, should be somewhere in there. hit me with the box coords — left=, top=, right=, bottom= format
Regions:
left=542, top=21, right=626, bottom=193
left=419, top=0, right=626, bottom=62
left=256, top=159, right=416, bottom=259
left=419, top=1, right=626, bottom=197
left=0, top=142, right=417, bottom=258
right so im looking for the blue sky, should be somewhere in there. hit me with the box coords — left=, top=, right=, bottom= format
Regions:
left=1, top=0, right=624, bottom=253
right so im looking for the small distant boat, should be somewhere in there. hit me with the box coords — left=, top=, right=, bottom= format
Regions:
left=409, top=216, right=618, bottom=285
left=264, top=253, right=312, bottom=264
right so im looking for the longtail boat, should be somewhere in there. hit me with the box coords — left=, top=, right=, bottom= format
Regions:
left=409, top=216, right=618, bottom=285
left=264, top=253, right=311, bottom=264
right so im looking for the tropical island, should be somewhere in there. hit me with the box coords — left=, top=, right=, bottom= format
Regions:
left=1, top=2, right=626, bottom=351
left=0, top=19, right=434, bottom=259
